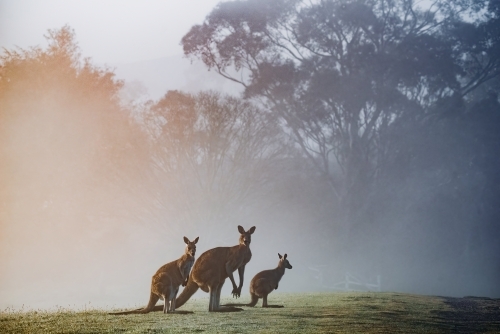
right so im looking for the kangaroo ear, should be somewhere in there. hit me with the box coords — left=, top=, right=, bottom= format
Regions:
left=238, top=225, right=245, bottom=234
left=183, top=236, right=189, bottom=244
left=284, top=253, right=287, bottom=259
left=248, top=226, right=256, bottom=234
left=278, top=253, right=282, bottom=259
left=193, top=236, right=199, bottom=244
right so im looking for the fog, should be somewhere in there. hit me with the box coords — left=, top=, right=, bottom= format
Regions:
left=115, top=55, right=243, bottom=101
left=1, top=0, right=500, bottom=312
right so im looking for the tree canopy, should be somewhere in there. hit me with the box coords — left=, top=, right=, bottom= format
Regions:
left=0, top=25, right=148, bottom=261
left=182, top=0, right=500, bottom=225
left=141, top=90, right=295, bottom=242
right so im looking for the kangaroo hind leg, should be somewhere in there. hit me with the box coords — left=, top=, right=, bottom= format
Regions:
left=208, top=282, right=242, bottom=312
left=162, top=290, right=170, bottom=314
left=215, top=280, right=224, bottom=309
left=208, top=285, right=217, bottom=312
left=262, top=294, right=284, bottom=308
left=169, top=287, right=178, bottom=312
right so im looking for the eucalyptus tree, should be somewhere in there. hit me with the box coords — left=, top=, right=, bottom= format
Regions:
left=181, top=0, right=499, bottom=234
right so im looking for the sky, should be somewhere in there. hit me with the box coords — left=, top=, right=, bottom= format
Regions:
left=0, top=0, right=223, bottom=65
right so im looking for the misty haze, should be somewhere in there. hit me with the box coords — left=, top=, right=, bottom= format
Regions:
left=1, top=0, right=499, bottom=320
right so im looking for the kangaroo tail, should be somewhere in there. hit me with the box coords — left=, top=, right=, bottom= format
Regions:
left=108, top=309, right=144, bottom=315
left=221, top=292, right=259, bottom=307
left=108, top=292, right=159, bottom=315
left=174, top=278, right=199, bottom=309
left=247, top=292, right=259, bottom=307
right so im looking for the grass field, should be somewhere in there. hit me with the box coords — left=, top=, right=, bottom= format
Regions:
left=1, top=292, right=499, bottom=333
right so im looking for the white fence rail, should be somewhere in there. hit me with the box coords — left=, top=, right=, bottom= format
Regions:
left=309, top=265, right=381, bottom=292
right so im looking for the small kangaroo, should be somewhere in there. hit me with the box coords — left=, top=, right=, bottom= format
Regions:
left=223, top=253, right=292, bottom=308
left=109, top=236, right=198, bottom=315
left=151, top=225, right=256, bottom=312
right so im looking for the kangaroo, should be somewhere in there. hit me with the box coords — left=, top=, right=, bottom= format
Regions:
left=150, top=225, right=256, bottom=312
left=223, top=253, right=292, bottom=308
left=109, top=236, right=198, bottom=315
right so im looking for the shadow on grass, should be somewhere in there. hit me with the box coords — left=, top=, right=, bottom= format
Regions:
left=433, top=296, right=500, bottom=333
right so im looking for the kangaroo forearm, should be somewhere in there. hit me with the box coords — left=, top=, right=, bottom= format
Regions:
left=229, top=274, right=238, bottom=289
left=237, top=265, right=245, bottom=288
left=226, top=263, right=238, bottom=288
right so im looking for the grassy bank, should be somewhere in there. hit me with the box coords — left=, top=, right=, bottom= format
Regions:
left=1, top=292, right=499, bottom=333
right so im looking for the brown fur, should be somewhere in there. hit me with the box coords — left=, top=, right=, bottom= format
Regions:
left=151, top=225, right=256, bottom=312
left=223, top=253, right=292, bottom=308
left=109, top=236, right=198, bottom=315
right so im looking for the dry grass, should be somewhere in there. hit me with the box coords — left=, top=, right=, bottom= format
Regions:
left=1, top=292, right=499, bottom=333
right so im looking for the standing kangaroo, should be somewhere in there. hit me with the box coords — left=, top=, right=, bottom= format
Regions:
left=109, top=236, right=198, bottom=315
left=223, top=253, right=292, bottom=308
left=152, top=225, right=255, bottom=312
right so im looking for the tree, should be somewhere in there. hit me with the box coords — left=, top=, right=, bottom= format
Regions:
left=141, top=90, right=293, bottom=243
left=0, top=26, right=150, bottom=295
left=180, top=0, right=499, bottom=235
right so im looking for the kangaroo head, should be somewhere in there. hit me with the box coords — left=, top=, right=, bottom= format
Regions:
left=238, top=225, right=256, bottom=246
left=184, top=236, right=199, bottom=257
left=278, top=253, right=292, bottom=269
